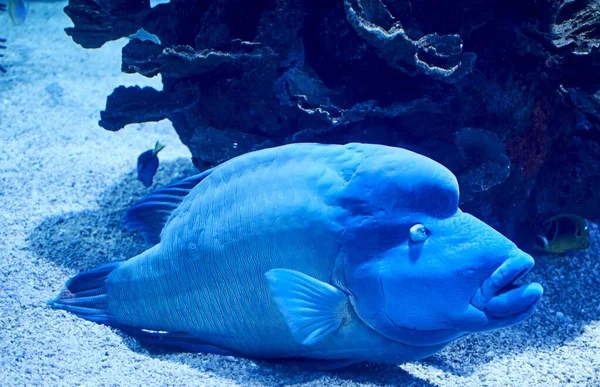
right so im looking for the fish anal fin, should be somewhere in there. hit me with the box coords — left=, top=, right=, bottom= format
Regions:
left=271, top=357, right=359, bottom=370
left=116, top=327, right=235, bottom=356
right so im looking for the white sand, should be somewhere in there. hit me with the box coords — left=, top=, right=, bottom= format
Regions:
left=1, top=2, right=599, bottom=386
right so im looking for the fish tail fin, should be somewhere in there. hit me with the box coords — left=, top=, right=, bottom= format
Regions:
left=47, top=262, right=121, bottom=325
left=152, top=141, right=166, bottom=156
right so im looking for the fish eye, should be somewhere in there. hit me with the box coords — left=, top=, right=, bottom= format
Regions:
left=410, top=224, right=428, bottom=243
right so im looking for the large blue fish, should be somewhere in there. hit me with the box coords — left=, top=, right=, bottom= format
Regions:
left=49, top=143, right=543, bottom=368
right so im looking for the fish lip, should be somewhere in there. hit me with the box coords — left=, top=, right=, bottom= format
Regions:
left=470, top=252, right=542, bottom=318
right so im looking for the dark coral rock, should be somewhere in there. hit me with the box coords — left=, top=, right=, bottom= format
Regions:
left=64, top=0, right=150, bottom=49
left=552, top=0, right=600, bottom=55
left=343, top=0, right=476, bottom=82
left=505, top=95, right=551, bottom=179
left=63, top=0, right=600, bottom=246
left=536, top=134, right=600, bottom=220
left=566, top=87, right=600, bottom=122
left=99, top=85, right=200, bottom=131
left=188, top=126, right=276, bottom=169
left=454, top=128, right=511, bottom=205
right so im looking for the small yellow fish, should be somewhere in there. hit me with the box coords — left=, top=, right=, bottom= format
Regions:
left=535, top=214, right=590, bottom=254
left=8, top=0, right=27, bottom=26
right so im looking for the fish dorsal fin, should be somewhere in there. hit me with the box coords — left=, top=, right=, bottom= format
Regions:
left=122, top=169, right=214, bottom=244
left=265, top=269, right=349, bottom=346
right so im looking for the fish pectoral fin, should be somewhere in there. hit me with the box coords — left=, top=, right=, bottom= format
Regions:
left=265, top=269, right=349, bottom=346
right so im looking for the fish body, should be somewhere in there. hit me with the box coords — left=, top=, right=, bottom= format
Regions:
left=8, top=0, right=27, bottom=25
left=535, top=213, right=590, bottom=254
left=49, top=143, right=542, bottom=368
left=137, top=141, right=165, bottom=187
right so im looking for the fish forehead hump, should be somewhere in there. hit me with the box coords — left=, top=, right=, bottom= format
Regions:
left=337, top=144, right=460, bottom=219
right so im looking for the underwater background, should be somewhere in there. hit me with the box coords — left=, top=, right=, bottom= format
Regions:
left=1, top=0, right=599, bottom=386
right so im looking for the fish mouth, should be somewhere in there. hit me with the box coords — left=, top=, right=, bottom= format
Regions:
left=471, top=252, right=543, bottom=319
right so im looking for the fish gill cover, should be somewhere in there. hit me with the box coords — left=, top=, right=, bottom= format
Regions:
left=61, top=0, right=600, bottom=246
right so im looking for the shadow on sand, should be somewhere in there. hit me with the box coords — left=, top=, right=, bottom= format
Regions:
left=27, top=157, right=600, bottom=385
left=27, top=158, right=197, bottom=271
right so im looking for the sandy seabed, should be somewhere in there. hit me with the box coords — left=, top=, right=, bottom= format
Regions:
left=1, top=2, right=599, bottom=386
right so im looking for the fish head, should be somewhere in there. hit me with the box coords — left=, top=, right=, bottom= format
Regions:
left=335, top=145, right=543, bottom=347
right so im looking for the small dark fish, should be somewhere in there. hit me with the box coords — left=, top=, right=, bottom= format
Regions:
left=0, top=38, right=6, bottom=73
left=137, top=141, right=165, bottom=187
left=8, top=0, right=27, bottom=26
left=535, top=213, right=590, bottom=254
